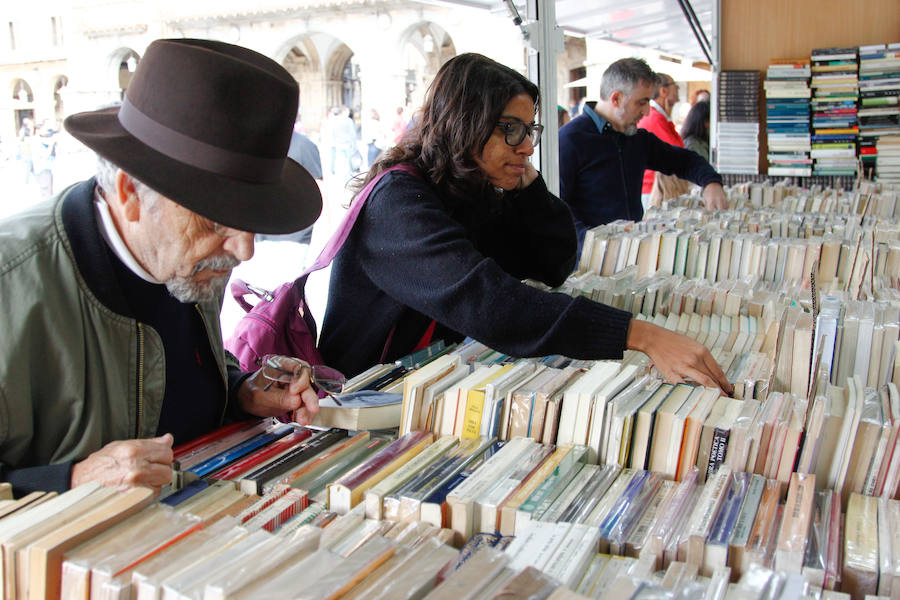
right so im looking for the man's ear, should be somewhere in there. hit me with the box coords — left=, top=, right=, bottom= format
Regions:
left=610, top=90, right=624, bottom=109
left=114, top=170, right=141, bottom=223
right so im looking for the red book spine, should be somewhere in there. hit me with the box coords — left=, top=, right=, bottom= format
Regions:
left=209, top=428, right=313, bottom=481
left=173, top=421, right=255, bottom=459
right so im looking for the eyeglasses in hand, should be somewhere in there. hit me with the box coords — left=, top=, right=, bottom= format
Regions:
left=256, top=354, right=347, bottom=406
left=495, top=120, right=544, bottom=147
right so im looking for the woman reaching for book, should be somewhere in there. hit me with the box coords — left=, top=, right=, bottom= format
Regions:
left=317, top=53, right=732, bottom=396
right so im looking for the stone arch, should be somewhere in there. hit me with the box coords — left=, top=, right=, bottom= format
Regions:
left=10, top=78, right=35, bottom=134
left=107, top=47, right=141, bottom=98
left=51, top=75, right=69, bottom=123
left=397, top=22, right=456, bottom=108
left=274, top=34, right=330, bottom=136
left=324, top=42, right=358, bottom=119
left=11, top=78, right=34, bottom=103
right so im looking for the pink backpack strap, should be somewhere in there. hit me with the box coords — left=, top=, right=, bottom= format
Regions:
left=302, top=163, right=420, bottom=275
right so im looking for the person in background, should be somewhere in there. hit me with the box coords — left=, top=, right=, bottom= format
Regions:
left=31, top=122, right=58, bottom=199
left=363, top=108, right=389, bottom=168
left=255, top=126, right=323, bottom=246
left=637, top=73, right=684, bottom=201
left=328, top=106, right=358, bottom=179
left=318, top=53, right=731, bottom=399
left=0, top=38, right=322, bottom=497
left=680, top=99, right=711, bottom=161
left=391, top=106, right=407, bottom=145
left=558, top=57, right=727, bottom=248
left=557, top=105, right=570, bottom=129
left=692, top=89, right=710, bottom=104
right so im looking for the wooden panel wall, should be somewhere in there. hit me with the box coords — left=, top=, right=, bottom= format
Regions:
left=720, top=0, right=900, bottom=171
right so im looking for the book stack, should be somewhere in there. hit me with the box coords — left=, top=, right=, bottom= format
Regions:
left=877, top=135, right=900, bottom=184
left=858, top=43, right=900, bottom=181
left=716, top=70, right=760, bottom=174
left=764, top=59, right=812, bottom=176
left=810, top=46, right=860, bottom=176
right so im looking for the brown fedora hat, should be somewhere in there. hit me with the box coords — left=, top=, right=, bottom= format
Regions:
left=65, top=38, right=321, bottom=235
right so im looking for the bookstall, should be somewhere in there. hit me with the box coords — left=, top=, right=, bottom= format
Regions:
left=0, top=176, right=897, bottom=599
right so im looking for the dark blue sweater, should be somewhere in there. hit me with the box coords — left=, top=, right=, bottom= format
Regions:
left=319, top=170, right=634, bottom=378
left=558, top=106, right=722, bottom=241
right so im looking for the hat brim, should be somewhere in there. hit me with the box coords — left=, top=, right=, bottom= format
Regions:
left=65, top=107, right=322, bottom=235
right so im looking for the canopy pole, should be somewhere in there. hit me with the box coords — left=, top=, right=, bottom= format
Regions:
left=519, top=0, right=564, bottom=195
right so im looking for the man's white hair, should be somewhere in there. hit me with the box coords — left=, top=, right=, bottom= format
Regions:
left=95, top=155, right=162, bottom=209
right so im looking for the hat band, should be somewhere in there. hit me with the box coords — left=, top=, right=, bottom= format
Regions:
left=118, top=97, right=283, bottom=183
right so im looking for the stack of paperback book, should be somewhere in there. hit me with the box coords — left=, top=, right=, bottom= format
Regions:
left=877, top=135, right=900, bottom=184
left=716, top=70, right=760, bottom=174
left=810, top=47, right=860, bottom=176
left=764, top=59, right=812, bottom=176
left=858, top=42, right=900, bottom=181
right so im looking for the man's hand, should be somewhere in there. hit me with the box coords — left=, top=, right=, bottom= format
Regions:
left=627, top=319, right=733, bottom=396
left=701, top=182, right=728, bottom=211
left=238, top=364, right=320, bottom=425
left=71, top=434, right=174, bottom=495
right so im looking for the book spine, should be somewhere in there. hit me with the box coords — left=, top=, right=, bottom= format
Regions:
left=706, top=427, right=731, bottom=480
left=334, top=430, right=432, bottom=491
left=241, top=428, right=348, bottom=495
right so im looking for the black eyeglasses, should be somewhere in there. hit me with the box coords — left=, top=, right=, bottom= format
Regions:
left=495, top=120, right=544, bottom=147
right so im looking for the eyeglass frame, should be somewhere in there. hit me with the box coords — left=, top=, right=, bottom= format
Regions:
left=494, top=119, right=544, bottom=147
left=254, top=354, right=346, bottom=406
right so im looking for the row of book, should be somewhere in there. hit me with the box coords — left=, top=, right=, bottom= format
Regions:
left=810, top=46, right=859, bottom=177
left=717, top=70, right=760, bottom=175
left=859, top=44, right=900, bottom=180
left=765, top=59, right=812, bottom=177
left=577, top=219, right=899, bottom=290
left=0, top=470, right=867, bottom=600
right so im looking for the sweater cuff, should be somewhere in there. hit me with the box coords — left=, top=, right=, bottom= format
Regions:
left=4, top=461, right=72, bottom=497
left=573, top=297, right=633, bottom=359
left=225, top=367, right=255, bottom=422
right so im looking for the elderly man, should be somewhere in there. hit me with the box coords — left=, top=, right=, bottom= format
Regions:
left=0, top=39, right=323, bottom=497
left=559, top=58, right=727, bottom=250
left=638, top=72, right=686, bottom=197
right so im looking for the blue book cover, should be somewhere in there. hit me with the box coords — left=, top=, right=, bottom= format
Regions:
left=187, top=423, right=295, bottom=477
left=160, top=479, right=209, bottom=506
left=598, top=469, right=651, bottom=537
left=708, top=472, right=751, bottom=546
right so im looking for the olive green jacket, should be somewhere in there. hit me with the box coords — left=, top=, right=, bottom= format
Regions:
left=0, top=179, right=243, bottom=493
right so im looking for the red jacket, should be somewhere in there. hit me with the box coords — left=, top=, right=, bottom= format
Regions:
left=638, top=107, right=684, bottom=193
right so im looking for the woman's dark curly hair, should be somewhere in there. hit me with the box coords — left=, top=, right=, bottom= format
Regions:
left=679, top=99, right=710, bottom=143
left=353, top=53, right=539, bottom=205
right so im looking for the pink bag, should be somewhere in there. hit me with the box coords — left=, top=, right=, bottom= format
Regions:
left=226, top=164, right=419, bottom=372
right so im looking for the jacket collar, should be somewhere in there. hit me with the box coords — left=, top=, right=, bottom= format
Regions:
left=59, top=178, right=134, bottom=317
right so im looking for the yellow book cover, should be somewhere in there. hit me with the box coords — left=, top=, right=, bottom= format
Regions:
left=461, top=365, right=513, bottom=439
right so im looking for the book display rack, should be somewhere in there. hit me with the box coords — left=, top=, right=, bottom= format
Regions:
left=757, top=42, right=899, bottom=182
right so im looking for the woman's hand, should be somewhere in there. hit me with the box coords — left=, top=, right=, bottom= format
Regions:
left=518, top=162, right=539, bottom=190
left=626, top=319, right=733, bottom=395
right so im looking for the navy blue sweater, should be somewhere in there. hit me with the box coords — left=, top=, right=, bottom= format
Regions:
left=319, top=170, right=634, bottom=378
left=558, top=106, right=722, bottom=241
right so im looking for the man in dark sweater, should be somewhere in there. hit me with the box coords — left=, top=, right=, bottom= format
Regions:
left=559, top=58, right=727, bottom=249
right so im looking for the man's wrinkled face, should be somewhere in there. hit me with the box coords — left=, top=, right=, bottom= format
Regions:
left=135, top=189, right=253, bottom=303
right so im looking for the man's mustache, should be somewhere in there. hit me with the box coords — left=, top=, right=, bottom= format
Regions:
left=191, top=255, right=241, bottom=276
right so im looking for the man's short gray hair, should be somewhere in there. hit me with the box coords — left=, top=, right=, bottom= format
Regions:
left=599, top=58, right=656, bottom=101
left=95, top=155, right=161, bottom=210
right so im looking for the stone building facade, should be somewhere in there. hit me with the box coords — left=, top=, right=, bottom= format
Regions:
left=2, top=1, right=591, bottom=147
